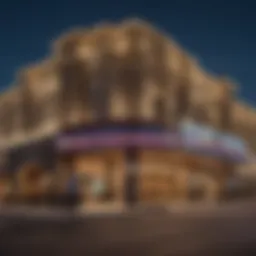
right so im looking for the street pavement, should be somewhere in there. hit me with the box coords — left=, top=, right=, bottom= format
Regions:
left=0, top=200, right=256, bottom=255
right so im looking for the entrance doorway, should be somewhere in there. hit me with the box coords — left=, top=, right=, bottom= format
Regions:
left=73, top=150, right=124, bottom=206
left=16, top=162, right=47, bottom=205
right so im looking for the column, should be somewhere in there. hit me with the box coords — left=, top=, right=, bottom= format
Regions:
left=124, top=147, right=139, bottom=207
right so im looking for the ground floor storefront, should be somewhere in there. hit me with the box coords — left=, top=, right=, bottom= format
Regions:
left=58, top=149, right=233, bottom=207
left=1, top=121, right=247, bottom=207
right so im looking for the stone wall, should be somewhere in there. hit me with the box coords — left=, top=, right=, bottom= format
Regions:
left=0, top=19, right=254, bottom=151
left=35, top=20, right=236, bottom=132
left=233, top=101, right=256, bottom=151
left=0, top=87, right=23, bottom=147
left=0, top=60, right=61, bottom=147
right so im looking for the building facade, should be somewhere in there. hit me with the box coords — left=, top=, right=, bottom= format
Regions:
left=0, top=19, right=250, bottom=206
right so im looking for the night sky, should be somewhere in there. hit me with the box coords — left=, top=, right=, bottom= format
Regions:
left=0, top=0, right=255, bottom=104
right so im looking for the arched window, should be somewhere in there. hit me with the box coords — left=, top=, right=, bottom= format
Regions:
left=150, top=34, right=169, bottom=87
left=74, top=61, right=91, bottom=111
left=117, top=52, right=144, bottom=119
left=21, top=88, right=41, bottom=131
left=58, top=61, right=79, bottom=115
left=176, top=83, right=190, bottom=121
left=0, top=101, right=14, bottom=135
left=218, top=81, right=233, bottom=131
left=220, top=98, right=232, bottom=131
left=89, top=52, right=117, bottom=120
left=58, top=60, right=91, bottom=126
left=154, top=97, right=165, bottom=123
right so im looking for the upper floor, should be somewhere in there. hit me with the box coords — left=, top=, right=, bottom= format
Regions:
left=0, top=19, right=247, bottom=149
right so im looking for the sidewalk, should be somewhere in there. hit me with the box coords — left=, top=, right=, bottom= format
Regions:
left=78, top=202, right=126, bottom=215
left=78, top=201, right=220, bottom=215
left=0, top=201, right=221, bottom=218
left=167, top=201, right=219, bottom=212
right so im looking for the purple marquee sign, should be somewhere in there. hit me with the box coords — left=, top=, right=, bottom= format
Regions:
left=56, top=122, right=249, bottom=163
left=56, top=131, right=181, bottom=151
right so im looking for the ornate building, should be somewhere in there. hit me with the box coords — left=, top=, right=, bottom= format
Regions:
left=0, top=19, right=250, bottom=206
left=233, top=101, right=256, bottom=151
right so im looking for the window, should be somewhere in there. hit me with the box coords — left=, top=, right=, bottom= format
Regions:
left=59, top=61, right=79, bottom=115
left=176, top=83, right=190, bottom=120
left=0, top=102, right=14, bottom=135
left=117, top=52, right=144, bottom=119
left=58, top=60, right=91, bottom=125
left=89, top=53, right=117, bottom=120
left=220, top=99, right=232, bottom=130
left=150, top=35, right=169, bottom=87
left=155, top=97, right=165, bottom=123
left=74, top=61, right=90, bottom=111
left=21, top=89, right=41, bottom=131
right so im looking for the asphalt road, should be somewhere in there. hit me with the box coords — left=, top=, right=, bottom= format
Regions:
left=1, top=201, right=256, bottom=256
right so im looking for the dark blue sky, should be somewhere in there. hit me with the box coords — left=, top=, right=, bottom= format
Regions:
left=0, top=0, right=255, bottom=104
